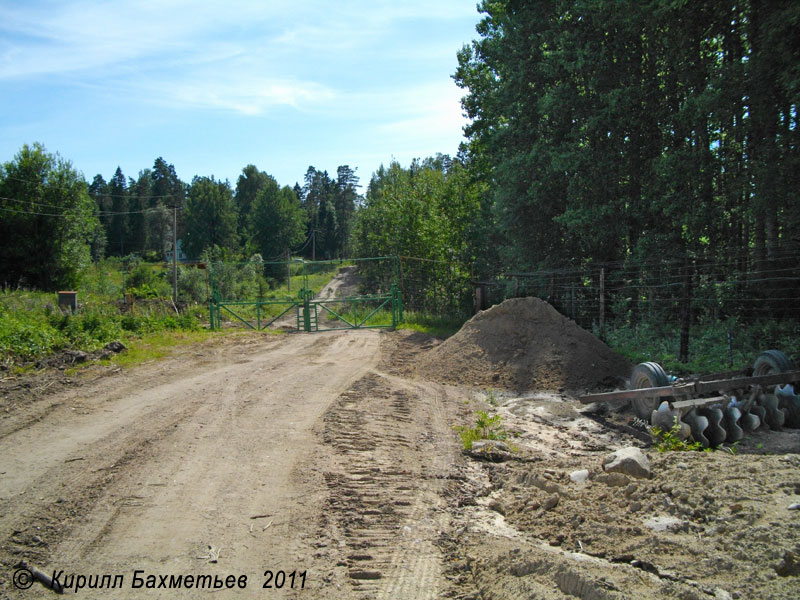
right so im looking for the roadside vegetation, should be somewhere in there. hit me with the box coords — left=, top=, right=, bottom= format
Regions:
left=0, top=288, right=201, bottom=367
left=600, top=319, right=799, bottom=375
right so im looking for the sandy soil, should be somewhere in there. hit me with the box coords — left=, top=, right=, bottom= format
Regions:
left=417, top=297, right=631, bottom=393
left=439, top=389, right=800, bottom=600
left=1, top=294, right=799, bottom=598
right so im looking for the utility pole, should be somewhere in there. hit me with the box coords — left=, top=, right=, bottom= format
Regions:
left=172, top=204, right=178, bottom=304
left=287, top=248, right=291, bottom=293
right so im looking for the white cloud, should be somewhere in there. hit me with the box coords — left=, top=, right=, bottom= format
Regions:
left=0, top=0, right=477, bottom=78
left=143, top=75, right=336, bottom=115
left=374, top=82, right=468, bottom=142
left=0, top=0, right=286, bottom=79
left=0, top=0, right=478, bottom=182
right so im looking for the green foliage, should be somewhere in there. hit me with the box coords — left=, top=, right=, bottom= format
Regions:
left=651, top=418, right=706, bottom=453
left=601, top=317, right=799, bottom=375
left=183, top=176, right=237, bottom=259
left=396, top=311, right=465, bottom=338
left=178, top=265, right=209, bottom=304
left=126, top=264, right=171, bottom=299
left=235, top=165, right=272, bottom=241
left=0, top=143, right=100, bottom=290
left=90, top=159, right=184, bottom=259
left=0, top=289, right=199, bottom=364
left=455, top=0, right=800, bottom=310
left=296, top=166, right=359, bottom=260
left=82, top=258, right=124, bottom=298
left=354, top=157, right=485, bottom=315
left=251, top=179, right=306, bottom=260
left=454, top=410, right=508, bottom=450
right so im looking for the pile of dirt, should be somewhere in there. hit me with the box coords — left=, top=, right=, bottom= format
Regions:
left=417, top=297, right=630, bottom=392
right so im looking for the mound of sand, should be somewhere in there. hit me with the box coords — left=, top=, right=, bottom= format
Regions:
left=417, top=297, right=631, bottom=392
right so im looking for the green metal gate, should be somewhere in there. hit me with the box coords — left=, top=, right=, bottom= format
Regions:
left=295, top=286, right=401, bottom=332
left=208, top=258, right=402, bottom=332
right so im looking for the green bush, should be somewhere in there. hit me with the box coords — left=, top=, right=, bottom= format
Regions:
left=0, top=288, right=202, bottom=365
left=126, top=264, right=171, bottom=299
left=0, top=314, right=63, bottom=359
left=178, top=266, right=208, bottom=303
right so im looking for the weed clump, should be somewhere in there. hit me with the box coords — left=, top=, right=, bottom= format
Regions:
left=454, top=410, right=508, bottom=450
left=650, top=417, right=707, bottom=452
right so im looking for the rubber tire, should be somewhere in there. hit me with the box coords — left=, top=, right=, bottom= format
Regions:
left=629, top=362, right=669, bottom=420
left=753, top=350, right=794, bottom=377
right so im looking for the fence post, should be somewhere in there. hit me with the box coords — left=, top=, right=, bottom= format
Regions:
left=599, top=267, right=605, bottom=335
left=679, top=260, right=692, bottom=363
left=303, top=290, right=311, bottom=332
left=570, top=283, right=576, bottom=321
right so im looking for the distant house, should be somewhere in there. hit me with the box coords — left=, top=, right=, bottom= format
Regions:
left=165, top=239, right=188, bottom=263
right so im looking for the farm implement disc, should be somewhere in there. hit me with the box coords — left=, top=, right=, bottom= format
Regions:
left=580, top=350, right=800, bottom=448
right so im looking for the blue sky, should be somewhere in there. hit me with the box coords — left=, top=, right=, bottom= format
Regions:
left=0, top=1, right=479, bottom=190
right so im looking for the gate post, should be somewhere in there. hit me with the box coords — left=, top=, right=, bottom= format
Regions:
left=209, top=290, right=221, bottom=331
left=303, top=290, right=311, bottom=332
left=391, top=284, right=402, bottom=325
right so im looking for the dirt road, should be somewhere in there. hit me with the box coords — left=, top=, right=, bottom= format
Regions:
left=0, top=329, right=464, bottom=598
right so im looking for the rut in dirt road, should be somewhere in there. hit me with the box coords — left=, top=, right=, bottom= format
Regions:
left=314, top=370, right=464, bottom=600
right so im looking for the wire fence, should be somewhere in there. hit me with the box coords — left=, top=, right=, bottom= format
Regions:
left=489, top=252, right=800, bottom=328
left=395, top=256, right=473, bottom=317
left=350, top=249, right=800, bottom=367
left=472, top=250, right=800, bottom=368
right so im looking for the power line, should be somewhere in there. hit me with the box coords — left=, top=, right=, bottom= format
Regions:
left=2, top=174, right=180, bottom=201
left=0, top=196, right=183, bottom=217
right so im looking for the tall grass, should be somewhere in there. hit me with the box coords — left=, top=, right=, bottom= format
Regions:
left=0, top=289, right=201, bottom=364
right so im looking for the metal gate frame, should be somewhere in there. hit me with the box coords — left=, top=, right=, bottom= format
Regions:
left=296, top=286, right=401, bottom=332
left=209, top=292, right=300, bottom=331
left=208, top=258, right=402, bottom=332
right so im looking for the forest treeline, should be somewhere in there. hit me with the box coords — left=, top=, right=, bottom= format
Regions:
left=1, top=0, right=798, bottom=328
left=451, top=0, right=799, bottom=322
left=455, top=0, right=799, bottom=273
left=90, top=161, right=361, bottom=267
left=0, top=145, right=361, bottom=289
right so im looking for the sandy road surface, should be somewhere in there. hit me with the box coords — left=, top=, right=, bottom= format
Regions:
left=0, top=328, right=465, bottom=599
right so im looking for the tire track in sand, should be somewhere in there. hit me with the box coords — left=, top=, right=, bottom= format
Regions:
left=316, top=369, right=463, bottom=600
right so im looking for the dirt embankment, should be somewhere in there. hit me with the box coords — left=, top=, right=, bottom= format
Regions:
left=418, top=297, right=631, bottom=392
left=415, top=297, right=800, bottom=600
